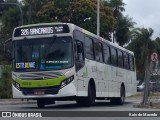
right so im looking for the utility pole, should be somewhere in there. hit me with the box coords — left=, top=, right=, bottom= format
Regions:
left=0, top=2, right=23, bottom=25
left=97, top=0, right=100, bottom=36
left=113, top=31, right=115, bottom=43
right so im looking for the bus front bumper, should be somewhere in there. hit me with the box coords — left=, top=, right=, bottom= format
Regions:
left=12, top=83, right=77, bottom=99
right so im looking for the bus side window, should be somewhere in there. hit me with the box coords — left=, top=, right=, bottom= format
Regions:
left=117, top=50, right=124, bottom=68
left=124, top=53, right=129, bottom=69
left=129, top=55, right=134, bottom=71
left=103, top=44, right=111, bottom=64
left=111, top=47, right=118, bottom=66
left=75, top=40, right=85, bottom=71
left=85, top=36, right=94, bottom=60
left=76, top=40, right=84, bottom=61
left=94, top=40, right=103, bottom=62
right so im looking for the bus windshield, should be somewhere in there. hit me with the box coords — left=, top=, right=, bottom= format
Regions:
left=13, top=36, right=73, bottom=72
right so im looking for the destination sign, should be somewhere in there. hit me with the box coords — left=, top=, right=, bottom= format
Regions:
left=14, top=24, right=70, bottom=37
left=21, top=27, right=54, bottom=36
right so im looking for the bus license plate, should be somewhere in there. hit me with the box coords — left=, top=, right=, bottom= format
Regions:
left=34, top=90, right=45, bottom=95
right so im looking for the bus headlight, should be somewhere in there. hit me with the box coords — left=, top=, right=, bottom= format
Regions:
left=15, top=83, right=20, bottom=90
left=60, top=76, right=74, bottom=88
left=13, top=80, right=21, bottom=90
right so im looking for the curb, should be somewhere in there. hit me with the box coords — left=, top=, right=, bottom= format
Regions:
left=0, top=99, right=36, bottom=105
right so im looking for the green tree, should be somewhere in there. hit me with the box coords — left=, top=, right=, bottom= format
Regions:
left=36, top=0, right=116, bottom=39
left=0, top=0, right=135, bottom=46
left=127, top=28, right=156, bottom=79
left=115, top=15, right=135, bottom=46
left=0, top=65, right=12, bottom=98
left=22, top=0, right=47, bottom=24
left=108, top=0, right=125, bottom=18
left=1, top=0, right=21, bottom=39
left=154, top=37, right=160, bottom=53
left=0, top=0, right=22, bottom=63
left=107, top=0, right=135, bottom=46
left=0, top=0, right=4, bottom=17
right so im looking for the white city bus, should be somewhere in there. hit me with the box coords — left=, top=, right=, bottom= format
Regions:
left=12, top=23, right=137, bottom=108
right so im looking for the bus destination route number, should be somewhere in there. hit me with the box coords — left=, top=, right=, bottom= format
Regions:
left=14, top=24, right=70, bottom=37
left=21, top=27, right=56, bottom=36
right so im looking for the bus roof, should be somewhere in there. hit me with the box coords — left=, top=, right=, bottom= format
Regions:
left=69, top=23, right=134, bottom=55
left=15, top=22, right=64, bottom=28
left=13, top=22, right=134, bottom=55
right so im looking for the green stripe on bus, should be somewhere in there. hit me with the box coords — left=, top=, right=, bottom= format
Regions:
left=82, top=29, right=92, bottom=36
left=16, top=75, right=66, bottom=88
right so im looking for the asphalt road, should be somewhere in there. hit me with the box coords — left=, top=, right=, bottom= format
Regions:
left=0, top=98, right=160, bottom=120
left=0, top=99, right=146, bottom=111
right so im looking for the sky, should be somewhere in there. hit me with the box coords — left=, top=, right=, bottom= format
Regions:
left=123, top=0, right=160, bottom=39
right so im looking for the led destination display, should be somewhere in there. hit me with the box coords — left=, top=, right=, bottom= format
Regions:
left=14, top=24, right=70, bottom=37
left=21, top=27, right=54, bottom=36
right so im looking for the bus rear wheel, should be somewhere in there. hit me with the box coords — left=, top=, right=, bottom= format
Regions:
left=110, top=86, right=125, bottom=105
left=118, top=86, right=125, bottom=105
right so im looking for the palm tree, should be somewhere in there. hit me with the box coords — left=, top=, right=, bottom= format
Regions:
left=108, top=0, right=126, bottom=18
left=106, top=0, right=135, bottom=46
left=115, top=15, right=135, bottom=46
left=127, top=28, right=155, bottom=79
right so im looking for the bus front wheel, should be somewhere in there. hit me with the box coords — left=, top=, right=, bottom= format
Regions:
left=86, top=83, right=95, bottom=106
left=76, top=83, right=95, bottom=106
left=37, top=99, right=45, bottom=108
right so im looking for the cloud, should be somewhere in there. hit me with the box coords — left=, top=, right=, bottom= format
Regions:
left=123, top=0, right=160, bottom=39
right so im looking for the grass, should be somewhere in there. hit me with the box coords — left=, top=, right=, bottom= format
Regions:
left=134, top=103, right=160, bottom=109
left=127, top=92, right=160, bottom=98
left=127, top=92, right=144, bottom=99
left=129, top=92, right=160, bottom=109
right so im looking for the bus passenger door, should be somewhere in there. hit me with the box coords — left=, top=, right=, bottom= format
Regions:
left=75, top=40, right=85, bottom=73
left=75, top=40, right=86, bottom=95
